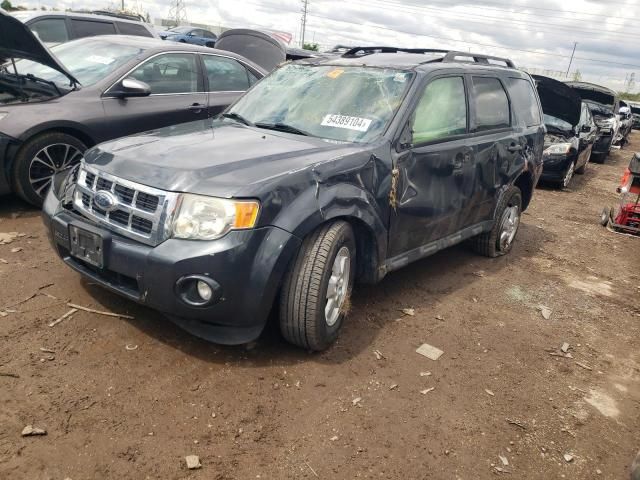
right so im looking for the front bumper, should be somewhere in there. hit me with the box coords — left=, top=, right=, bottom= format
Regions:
left=42, top=190, right=301, bottom=344
left=540, top=153, right=574, bottom=182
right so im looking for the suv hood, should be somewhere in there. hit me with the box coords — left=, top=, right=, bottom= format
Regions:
left=565, top=81, right=615, bottom=113
left=533, top=75, right=581, bottom=127
left=84, top=119, right=367, bottom=197
left=0, top=11, right=78, bottom=84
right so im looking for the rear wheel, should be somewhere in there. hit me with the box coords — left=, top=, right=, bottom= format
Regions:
left=600, top=207, right=611, bottom=227
left=470, top=186, right=522, bottom=258
left=13, top=132, right=86, bottom=206
left=279, top=221, right=356, bottom=351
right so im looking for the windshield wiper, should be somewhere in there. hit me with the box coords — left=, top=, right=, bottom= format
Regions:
left=221, top=112, right=254, bottom=126
left=254, top=122, right=312, bottom=136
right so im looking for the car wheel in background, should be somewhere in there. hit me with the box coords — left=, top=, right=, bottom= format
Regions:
left=13, top=132, right=86, bottom=206
left=279, top=221, right=356, bottom=351
left=600, top=207, right=611, bottom=227
left=591, top=152, right=606, bottom=164
left=470, top=185, right=522, bottom=258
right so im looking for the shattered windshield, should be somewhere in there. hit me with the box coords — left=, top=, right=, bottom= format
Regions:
left=10, top=38, right=144, bottom=87
left=544, top=114, right=572, bottom=132
left=227, top=63, right=414, bottom=143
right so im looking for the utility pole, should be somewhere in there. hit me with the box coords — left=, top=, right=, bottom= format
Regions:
left=566, top=42, right=577, bottom=78
left=168, top=0, right=187, bottom=26
left=300, top=0, right=309, bottom=48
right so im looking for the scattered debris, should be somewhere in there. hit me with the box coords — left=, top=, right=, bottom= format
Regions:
left=125, top=344, right=138, bottom=351
left=419, top=371, right=432, bottom=377
left=305, top=461, right=319, bottom=478
left=185, top=455, right=201, bottom=470
left=352, top=397, right=361, bottom=406
left=538, top=305, right=552, bottom=320
left=39, top=347, right=55, bottom=354
left=575, top=361, right=593, bottom=371
left=506, top=418, right=527, bottom=430
left=0, top=232, right=19, bottom=244
left=389, top=384, right=398, bottom=390
left=10, top=247, right=22, bottom=253
left=401, top=308, right=415, bottom=316
left=416, top=343, right=444, bottom=361
left=499, top=455, right=509, bottom=466
left=373, top=349, right=385, bottom=360
left=48, top=308, right=78, bottom=327
left=330, top=435, right=338, bottom=441
left=485, top=389, right=495, bottom=397
left=0, top=372, right=19, bottom=378
left=0, top=258, right=8, bottom=264
left=564, top=453, right=574, bottom=463
left=473, top=270, right=485, bottom=277
left=435, top=314, right=445, bottom=321
left=21, top=425, right=46, bottom=436
left=472, top=297, right=478, bottom=303
left=67, top=303, right=134, bottom=319
left=561, top=342, right=570, bottom=353
left=420, top=387, right=435, bottom=395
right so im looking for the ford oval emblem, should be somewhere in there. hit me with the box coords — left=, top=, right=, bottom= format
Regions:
left=93, top=190, right=118, bottom=212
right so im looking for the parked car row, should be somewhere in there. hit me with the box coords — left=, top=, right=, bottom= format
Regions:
left=0, top=14, right=631, bottom=351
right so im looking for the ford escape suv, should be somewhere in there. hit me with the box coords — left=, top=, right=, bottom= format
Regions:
left=43, top=47, right=545, bottom=351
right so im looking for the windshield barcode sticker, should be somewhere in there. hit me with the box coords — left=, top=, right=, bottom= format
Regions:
left=321, top=115, right=372, bottom=132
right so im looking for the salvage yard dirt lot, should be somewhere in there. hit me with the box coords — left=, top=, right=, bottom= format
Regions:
left=1, top=136, right=639, bottom=480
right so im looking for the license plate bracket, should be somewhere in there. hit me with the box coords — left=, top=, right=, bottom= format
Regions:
left=69, top=225, right=104, bottom=268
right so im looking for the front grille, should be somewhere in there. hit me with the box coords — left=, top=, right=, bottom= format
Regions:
left=73, top=165, right=179, bottom=246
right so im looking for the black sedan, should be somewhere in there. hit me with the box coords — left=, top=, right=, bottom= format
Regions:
left=0, top=12, right=265, bottom=205
left=534, top=75, right=597, bottom=189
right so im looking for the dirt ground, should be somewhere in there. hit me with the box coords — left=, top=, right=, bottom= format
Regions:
left=1, top=134, right=639, bottom=480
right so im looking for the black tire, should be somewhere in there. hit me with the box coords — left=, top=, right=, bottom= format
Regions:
left=591, top=152, right=606, bottom=164
left=600, top=207, right=610, bottom=227
left=279, top=221, right=356, bottom=351
left=470, top=186, right=522, bottom=258
left=13, top=132, right=87, bottom=207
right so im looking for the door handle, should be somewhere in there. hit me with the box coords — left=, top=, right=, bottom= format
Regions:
left=507, top=143, right=523, bottom=153
left=188, top=103, right=205, bottom=113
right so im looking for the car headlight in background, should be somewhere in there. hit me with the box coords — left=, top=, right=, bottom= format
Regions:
left=171, top=194, right=260, bottom=240
left=543, top=143, right=572, bottom=155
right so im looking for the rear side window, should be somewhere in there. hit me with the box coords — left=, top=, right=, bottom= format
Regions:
left=116, top=22, right=152, bottom=37
left=202, top=55, right=252, bottom=91
left=71, top=19, right=117, bottom=38
left=29, top=18, right=69, bottom=44
left=411, top=76, right=467, bottom=144
left=472, top=77, right=510, bottom=131
left=505, top=77, right=541, bottom=127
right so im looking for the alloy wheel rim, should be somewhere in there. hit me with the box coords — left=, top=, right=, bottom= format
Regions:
left=29, top=143, right=83, bottom=198
left=563, top=162, right=575, bottom=188
left=499, top=205, right=520, bottom=251
left=325, top=246, right=351, bottom=327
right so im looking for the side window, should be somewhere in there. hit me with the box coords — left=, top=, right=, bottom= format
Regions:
left=116, top=22, right=153, bottom=37
left=71, top=19, right=117, bottom=38
left=411, top=76, right=467, bottom=144
left=505, top=77, right=541, bottom=127
left=472, top=76, right=510, bottom=131
left=191, top=29, right=203, bottom=37
left=129, top=54, right=199, bottom=94
left=202, top=56, right=251, bottom=92
left=202, top=30, right=216, bottom=39
left=29, top=18, right=69, bottom=44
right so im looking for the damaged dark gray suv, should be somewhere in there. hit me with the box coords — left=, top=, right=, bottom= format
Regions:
left=43, top=47, right=545, bottom=350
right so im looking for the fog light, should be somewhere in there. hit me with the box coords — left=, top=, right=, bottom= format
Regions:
left=197, top=280, right=212, bottom=301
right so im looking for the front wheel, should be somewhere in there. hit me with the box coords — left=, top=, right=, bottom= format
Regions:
left=279, top=221, right=356, bottom=351
left=470, top=186, right=522, bottom=258
left=561, top=161, right=576, bottom=189
left=13, top=132, right=87, bottom=206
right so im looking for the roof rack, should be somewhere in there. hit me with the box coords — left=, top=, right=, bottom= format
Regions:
left=341, top=46, right=516, bottom=68
left=87, top=10, right=146, bottom=22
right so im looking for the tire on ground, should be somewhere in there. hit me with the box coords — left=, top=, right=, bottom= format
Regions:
left=469, top=185, right=522, bottom=258
left=279, top=221, right=356, bottom=351
left=13, top=131, right=87, bottom=206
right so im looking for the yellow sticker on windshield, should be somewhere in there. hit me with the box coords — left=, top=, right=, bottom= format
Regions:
left=326, top=69, right=345, bottom=79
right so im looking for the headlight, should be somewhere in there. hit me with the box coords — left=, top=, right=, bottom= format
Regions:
left=544, top=143, right=572, bottom=155
left=171, top=194, right=260, bottom=240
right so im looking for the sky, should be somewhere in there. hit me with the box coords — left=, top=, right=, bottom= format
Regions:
left=19, top=0, right=640, bottom=92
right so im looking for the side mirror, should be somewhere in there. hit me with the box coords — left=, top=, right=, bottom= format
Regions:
left=117, top=77, right=151, bottom=98
left=581, top=124, right=592, bottom=133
